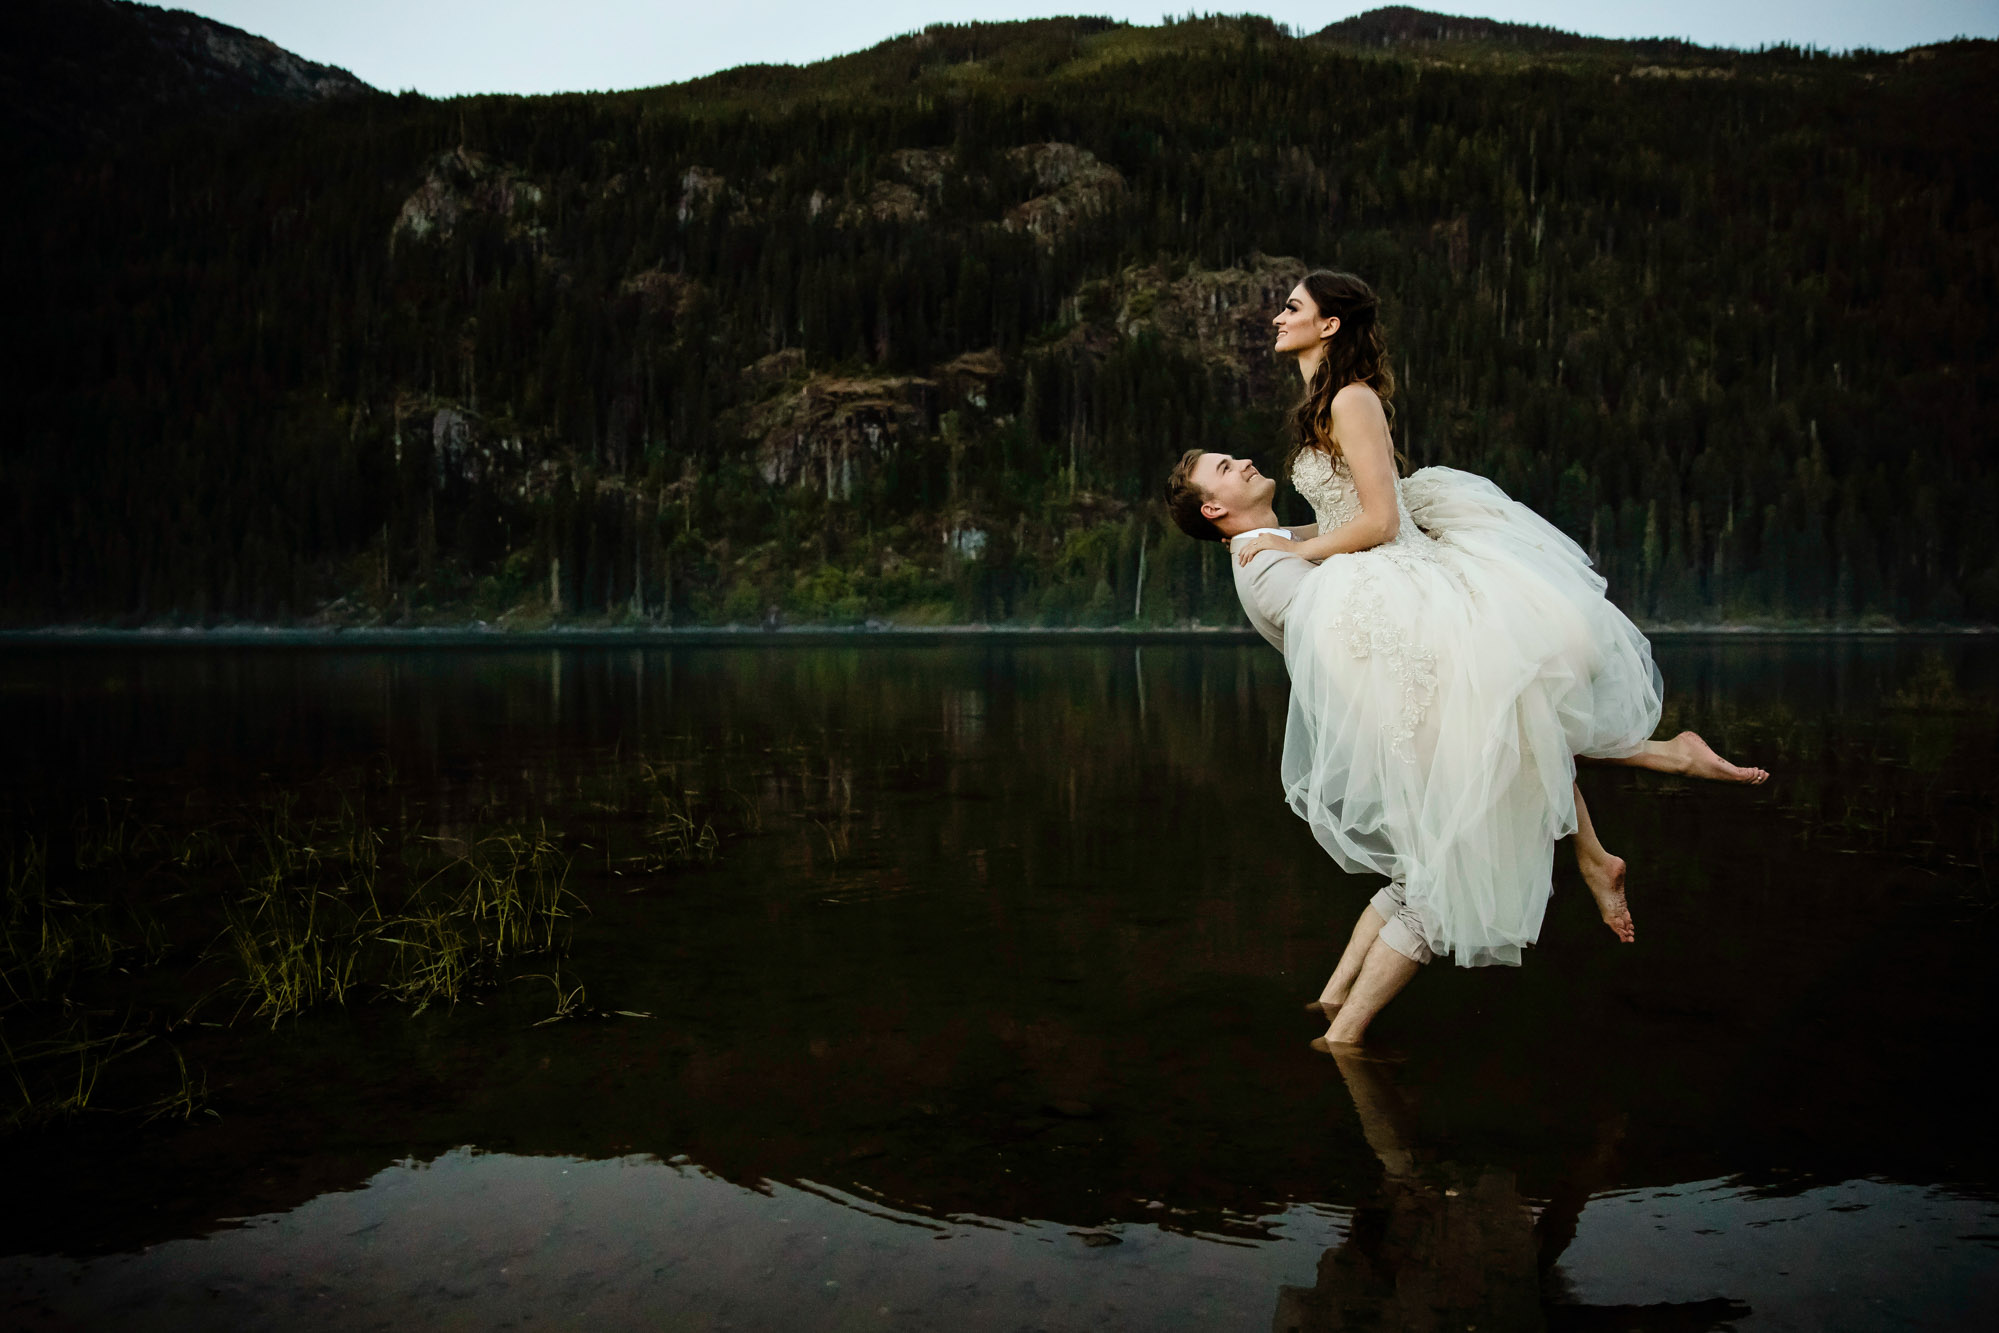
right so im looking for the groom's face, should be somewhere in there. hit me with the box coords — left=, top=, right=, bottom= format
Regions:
left=1195, top=453, right=1274, bottom=527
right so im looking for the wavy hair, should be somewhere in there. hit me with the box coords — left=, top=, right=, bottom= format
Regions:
left=1284, top=270, right=1399, bottom=478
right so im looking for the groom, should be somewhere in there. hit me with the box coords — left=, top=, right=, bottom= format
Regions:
left=1162, top=447, right=1771, bottom=1050
left=1163, top=447, right=1428, bottom=1048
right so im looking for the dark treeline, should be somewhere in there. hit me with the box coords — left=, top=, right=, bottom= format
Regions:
left=6, top=13, right=1996, bottom=627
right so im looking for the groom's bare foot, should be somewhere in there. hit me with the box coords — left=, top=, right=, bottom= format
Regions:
left=1666, top=731, right=1769, bottom=784
left=1580, top=851, right=1634, bottom=943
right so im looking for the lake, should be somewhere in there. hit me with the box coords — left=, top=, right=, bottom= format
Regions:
left=2, top=637, right=1995, bottom=1330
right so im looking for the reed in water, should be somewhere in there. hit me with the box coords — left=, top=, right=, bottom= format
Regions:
left=1, top=760, right=757, bottom=1134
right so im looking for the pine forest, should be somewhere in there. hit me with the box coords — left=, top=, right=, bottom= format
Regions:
left=6, top=8, right=1996, bottom=629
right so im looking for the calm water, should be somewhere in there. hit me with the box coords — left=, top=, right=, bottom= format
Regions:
left=2, top=638, right=1996, bottom=1331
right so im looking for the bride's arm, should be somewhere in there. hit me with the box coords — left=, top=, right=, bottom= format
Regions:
left=1234, top=387, right=1398, bottom=565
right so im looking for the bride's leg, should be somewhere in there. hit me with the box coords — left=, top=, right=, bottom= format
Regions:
left=1314, top=904, right=1388, bottom=1012
left=1572, top=784, right=1633, bottom=943
left=1582, top=733, right=1769, bottom=784
left=1570, top=781, right=1612, bottom=868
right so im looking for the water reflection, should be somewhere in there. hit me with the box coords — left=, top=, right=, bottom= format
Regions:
left=5, top=1138, right=1991, bottom=1330
left=0, top=639, right=1995, bottom=1329
left=1279, top=1052, right=1750, bottom=1332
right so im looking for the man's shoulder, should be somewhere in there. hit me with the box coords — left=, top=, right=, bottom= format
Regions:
left=1231, top=544, right=1310, bottom=580
left=1232, top=544, right=1310, bottom=618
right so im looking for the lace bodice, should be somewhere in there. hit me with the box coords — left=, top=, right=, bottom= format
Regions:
left=1290, top=447, right=1424, bottom=548
left=1289, top=446, right=1447, bottom=764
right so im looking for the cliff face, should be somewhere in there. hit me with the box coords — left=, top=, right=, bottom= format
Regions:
left=7, top=0, right=373, bottom=157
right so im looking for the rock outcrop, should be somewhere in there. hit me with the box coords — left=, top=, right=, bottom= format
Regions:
left=677, top=166, right=727, bottom=222
left=1048, top=255, right=1305, bottom=397
left=932, top=350, right=1007, bottom=410
left=838, top=180, right=927, bottom=227
left=742, top=349, right=1017, bottom=495
left=691, top=141, right=1122, bottom=241
left=891, top=148, right=955, bottom=191
left=1003, top=143, right=1125, bottom=241
left=393, top=148, right=544, bottom=248
left=745, top=370, right=937, bottom=496
left=387, top=399, right=531, bottom=495
left=618, top=269, right=699, bottom=322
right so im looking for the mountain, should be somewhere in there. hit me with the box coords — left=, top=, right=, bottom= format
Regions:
left=4, top=0, right=372, bottom=158
left=646, top=10, right=1831, bottom=118
left=1311, top=6, right=1708, bottom=60
left=3, top=10, right=1995, bottom=628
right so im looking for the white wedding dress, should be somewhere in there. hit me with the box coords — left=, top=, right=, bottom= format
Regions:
left=1281, top=449, right=1664, bottom=967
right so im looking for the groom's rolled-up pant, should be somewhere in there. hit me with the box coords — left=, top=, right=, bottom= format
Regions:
left=1370, top=882, right=1436, bottom=965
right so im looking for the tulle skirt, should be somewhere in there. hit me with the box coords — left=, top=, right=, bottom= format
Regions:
left=1280, top=466, right=1663, bottom=967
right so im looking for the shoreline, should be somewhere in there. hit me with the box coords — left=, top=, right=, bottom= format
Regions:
left=2, top=622, right=1995, bottom=649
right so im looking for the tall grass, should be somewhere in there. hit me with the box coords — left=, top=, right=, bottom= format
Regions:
left=0, top=1017, right=158, bottom=1134
left=382, top=825, right=578, bottom=1012
left=642, top=766, right=721, bottom=869
left=1, top=754, right=761, bottom=1135
left=224, top=793, right=375, bottom=1024
left=1, top=834, right=123, bottom=1004
left=223, top=806, right=582, bottom=1022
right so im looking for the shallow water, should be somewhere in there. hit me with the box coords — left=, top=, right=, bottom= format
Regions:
left=2, top=639, right=1996, bottom=1330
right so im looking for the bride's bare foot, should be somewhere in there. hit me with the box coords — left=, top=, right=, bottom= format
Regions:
left=1580, top=850, right=1634, bottom=943
left=1666, top=731, right=1769, bottom=784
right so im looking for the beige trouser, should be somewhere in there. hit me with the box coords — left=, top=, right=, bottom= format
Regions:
left=1370, top=882, right=1436, bottom=965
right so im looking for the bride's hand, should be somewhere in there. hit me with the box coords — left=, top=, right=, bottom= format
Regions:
left=1233, top=533, right=1296, bottom=567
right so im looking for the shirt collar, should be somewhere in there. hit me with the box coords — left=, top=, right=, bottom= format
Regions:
left=1228, top=526, right=1293, bottom=546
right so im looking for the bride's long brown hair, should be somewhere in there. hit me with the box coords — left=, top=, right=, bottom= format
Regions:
left=1284, top=270, right=1399, bottom=478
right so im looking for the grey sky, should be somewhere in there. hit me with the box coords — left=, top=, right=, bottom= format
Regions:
left=183, top=2, right=1997, bottom=97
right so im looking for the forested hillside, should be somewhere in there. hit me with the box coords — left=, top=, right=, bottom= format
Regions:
left=6, top=7, right=1995, bottom=627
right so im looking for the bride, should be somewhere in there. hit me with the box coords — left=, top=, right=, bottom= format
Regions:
left=1202, top=270, right=1766, bottom=1033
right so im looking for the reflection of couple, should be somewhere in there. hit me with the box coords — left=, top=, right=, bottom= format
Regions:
left=1279, top=1050, right=1751, bottom=1332
left=1165, top=271, right=1768, bottom=1049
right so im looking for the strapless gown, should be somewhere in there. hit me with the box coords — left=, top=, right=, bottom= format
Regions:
left=1281, top=450, right=1663, bottom=967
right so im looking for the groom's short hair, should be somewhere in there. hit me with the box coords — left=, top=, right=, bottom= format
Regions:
left=1165, top=448, right=1225, bottom=544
